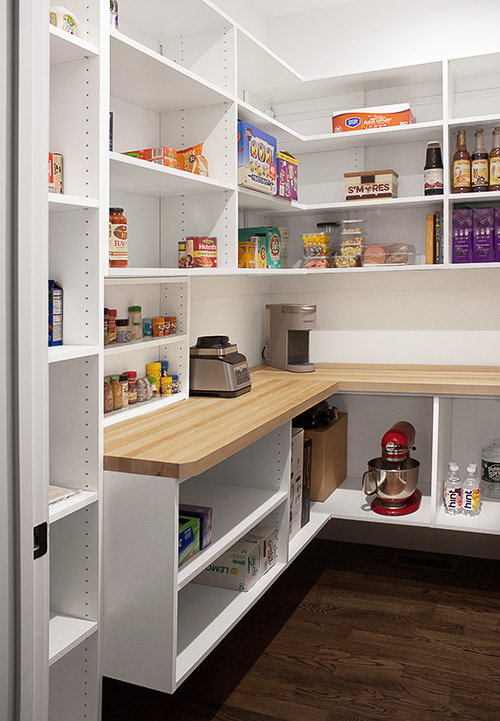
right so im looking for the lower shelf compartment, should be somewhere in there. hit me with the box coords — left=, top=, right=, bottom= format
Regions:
left=434, top=500, right=500, bottom=535
left=49, top=612, right=98, bottom=665
left=176, top=562, right=286, bottom=687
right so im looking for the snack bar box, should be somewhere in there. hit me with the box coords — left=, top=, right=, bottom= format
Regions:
left=333, top=103, right=416, bottom=132
left=276, top=151, right=298, bottom=200
left=193, top=539, right=261, bottom=592
left=344, top=169, right=399, bottom=201
left=237, top=121, right=277, bottom=195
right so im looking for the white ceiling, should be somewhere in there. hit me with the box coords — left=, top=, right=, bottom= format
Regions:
left=246, top=0, right=361, bottom=18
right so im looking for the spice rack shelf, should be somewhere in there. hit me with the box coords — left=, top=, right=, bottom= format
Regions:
left=103, top=391, right=189, bottom=427
left=104, top=334, right=187, bottom=356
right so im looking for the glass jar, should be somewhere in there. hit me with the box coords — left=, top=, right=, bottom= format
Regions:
left=128, top=305, right=142, bottom=340
left=153, top=317, right=165, bottom=337
left=481, top=439, right=500, bottom=498
left=109, top=207, right=128, bottom=267
left=136, top=377, right=150, bottom=403
left=116, top=318, right=132, bottom=343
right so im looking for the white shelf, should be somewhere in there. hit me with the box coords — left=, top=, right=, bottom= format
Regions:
left=110, top=30, right=234, bottom=113
left=434, top=501, right=500, bottom=535
left=110, top=152, right=235, bottom=197
left=237, top=100, right=304, bottom=144
left=49, top=613, right=98, bottom=666
left=105, top=275, right=189, bottom=285
left=176, top=561, right=286, bottom=687
left=448, top=190, right=500, bottom=204
left=49, top=490, right=99, bottom=524
left=104, top=335, right=187, bottom=356
left=103, top=392, right=188, bottom=427
left=48, top=345, right=100, bottom=363
left=48, top=194, right=99, bottom=212
left=178, top=484, right=288, bottom=590
left=319, top=477, right=432, bottom=528
left=49, top=25, right=99, bottom=66
left=288, top=510, right=331, bottom=564
left=448, top=114, right=500, bottom=129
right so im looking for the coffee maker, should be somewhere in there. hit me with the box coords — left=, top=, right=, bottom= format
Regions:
left=264, top=304, right=316, bottom=372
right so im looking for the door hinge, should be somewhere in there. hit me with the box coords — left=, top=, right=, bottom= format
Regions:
left=33, top=522, right=48, bottom=559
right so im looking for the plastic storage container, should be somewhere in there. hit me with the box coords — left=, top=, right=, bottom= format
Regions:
left=361, top=243, right=416, bottom=266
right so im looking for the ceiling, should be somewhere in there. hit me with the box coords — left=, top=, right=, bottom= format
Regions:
left=246, top=0, right=361, bottom=18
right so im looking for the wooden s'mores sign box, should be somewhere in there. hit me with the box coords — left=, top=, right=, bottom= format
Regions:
left=344, top=169, right=399, bottom=201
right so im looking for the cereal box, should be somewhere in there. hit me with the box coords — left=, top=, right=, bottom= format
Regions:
left=473, top=207, right=495, bottom=263
left=48, top=152, right=63, bottom=193
left=179, top=504, right=213, bottom=550
left=452, top=209, right=473, bottom=264
left=178, top=516, right=200, bottom=567
left=238, top=227, right=281, bottom=269
left=276, top=151, right=298, bottom=200
left=333, top=103, right=416, bottom=133
left=237, top=121, right=277, bottom=195
left=193, top=539, right=261, bottom=592
left=186, top=236, right=217, bottom=268
left=48, top=280, right=63, bottom=346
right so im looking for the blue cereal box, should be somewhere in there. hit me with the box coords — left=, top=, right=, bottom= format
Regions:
left=179, top=504, right=213, bottom=550
left=237, top=121, right=277, bottom=195
left=277, top=151, right=298, bottom=200
left=178, top=516, right=200, bottom=567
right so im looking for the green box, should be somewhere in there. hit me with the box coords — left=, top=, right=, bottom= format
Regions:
left=178, top=516, right=200, bottom=567
left=238, top=227, right=281, bottom=269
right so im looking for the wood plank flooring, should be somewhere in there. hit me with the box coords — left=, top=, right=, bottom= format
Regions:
left=102, top=539, right=500, bottom=721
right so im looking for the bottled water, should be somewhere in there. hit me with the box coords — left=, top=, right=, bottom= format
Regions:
left=481, top=439, right=500, bottom=499
left=443, top=461, right=462, bottom=515
left=462, top=463, right=481, bottom=517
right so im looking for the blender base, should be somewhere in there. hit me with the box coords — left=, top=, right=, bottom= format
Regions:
left=371, top=489, right=422, bottom=516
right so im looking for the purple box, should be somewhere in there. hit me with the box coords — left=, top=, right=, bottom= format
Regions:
left=495, top=208, right=500, bottom=262
left=452, top=209, right=473, bottom=263
left=473, top=207, right=495, bottom=263
left=276, top=151, right=298, bottom=200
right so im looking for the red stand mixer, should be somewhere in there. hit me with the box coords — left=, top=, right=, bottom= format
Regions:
left=362, top=421, right=422, bottom=516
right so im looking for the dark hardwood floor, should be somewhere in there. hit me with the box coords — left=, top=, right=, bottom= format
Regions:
left=102, top=539, right=500, bottom=721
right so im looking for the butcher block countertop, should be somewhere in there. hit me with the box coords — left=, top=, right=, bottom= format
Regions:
left=103, top=363, right=500, bottom=480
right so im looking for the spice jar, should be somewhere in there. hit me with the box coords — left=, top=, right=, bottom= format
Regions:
left=146, top=362, right=161, bottom=394
left=125, top=371, right=137, bottom=405
left=116, top=318, right=132, bottom=343
left=136, top=377, right=150, bottom=403
left=111, top=374, right=123, bottom=410
left=104, top=377, right=114, bottom=413
left=160, top=376, right=172, bottom=396
left=170, top=374, right=179, bottom=393
left=143, top=318, right=153, bottom=337
left=119, top=373, right=129, bottom=407
left=146, top=377, right=157, bottom=397
left=128, top=305, right=142, bottom=340
left=109, top=207, right=128, bottom=267
left=107, top=309, right=117, bottom=344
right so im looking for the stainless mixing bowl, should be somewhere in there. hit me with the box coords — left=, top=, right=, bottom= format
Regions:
left=362, top=457, right=420, bottom=508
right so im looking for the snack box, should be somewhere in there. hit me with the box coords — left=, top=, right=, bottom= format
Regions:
left=48, top=280, right=63, bottom=346
left=333, top=103, right=416, bottom=133
left=452, top=209, right=473, bottom=264
left=185, top=236, right=217, bottom=268
left=344, top=169, right=398, bottom=201
left=496, top=208, right=500, bottom=262
left=177, top=144, right=208, bottom=176
left=193, top=539, right=261, bottom=592
left=237, top=121, right=277, bottom=195
left=242, top=525, right=277, bottom=576
left=238, top=227, right=281, bottom=269
left=290, top=428, right=303, bottom=540
left=276, top=151, right=298, bottom=200
left=123, top=146, right=178, bottom=168
left=473, top=207, right=495, bottom=263
left=178, top=515, right=200, bottom=567
left=179, top=504, right=213, bottom=550
left=48, top=152, right=63, bottom=193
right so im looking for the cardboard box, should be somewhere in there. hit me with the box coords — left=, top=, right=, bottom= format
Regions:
left=179, top=504, right=213, bottom=550
left=333, top=103, right=416, bottom=133
left=452, top=209, right=473, bottom=264
left=276, top=151, right=298, bottom=200
left=238, top=227, right=281, bottom=269
left=301, top=437, right=312, bottom=527
left=48, top=280, right=63, bottom=347
left=495, top=208, right=500, bottom=262
left=243, top=525, right=277, bottom=575
left=123, top=146, right=177, bottom=165
left=344, top=170, right=398, bottom=201
left=193, top=539, right=261, bottom=592
left=237, top=121, right=277, bottom=195
left=178, top=516, right=200, bottom=567
left=304, top=413, right=348, bottom=502
left=473, top=207, right=495, bottom=263
left=289, top=427, right=304, bottom=540
left=48, top=152, right=63, bottom=193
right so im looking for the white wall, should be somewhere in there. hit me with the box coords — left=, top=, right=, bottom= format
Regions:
left=268, top=0, right=500, bottom=76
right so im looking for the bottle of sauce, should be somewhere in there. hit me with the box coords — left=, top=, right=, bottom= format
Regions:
left=452, top=130, right=471, bottom=194
left=109, top=207, right=128, bottom=267
left=471, top=128, right=489, bottom=192
left=489, top=126, right=500, bottom=192
left=424, top=141, right=443, bottom=195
